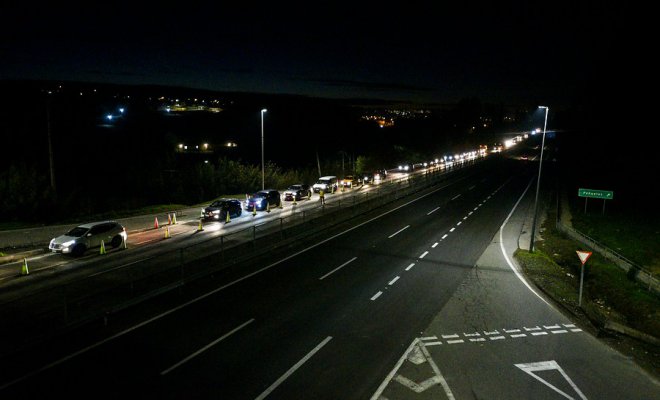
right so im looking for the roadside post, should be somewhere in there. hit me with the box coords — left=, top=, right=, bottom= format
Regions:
left=576, top=250, right=593, bottom=307
left=578, top=188, right=613, bottom=215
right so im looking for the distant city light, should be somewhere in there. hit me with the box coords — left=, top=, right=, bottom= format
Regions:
left=106, top=115, right=113, bottom=120
left=119, top=108, right=125, bottom=113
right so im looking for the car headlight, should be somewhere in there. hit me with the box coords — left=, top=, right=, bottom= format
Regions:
left=212, top=210, right=220, bottom=214
left=62, top=240, right=76, bottom=247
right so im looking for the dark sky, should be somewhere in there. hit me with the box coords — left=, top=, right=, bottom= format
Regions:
left=0, top=2, right=631, bottom=106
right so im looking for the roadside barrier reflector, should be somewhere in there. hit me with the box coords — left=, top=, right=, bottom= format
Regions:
left=20, top=258, right=29, bottom=276
left=100, top=240, right=107, bottom=255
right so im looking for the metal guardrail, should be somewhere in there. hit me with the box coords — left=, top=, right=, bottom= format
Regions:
left=0, top=158, right=485, bottom=357
left=555, top=219, right=659, bottom=294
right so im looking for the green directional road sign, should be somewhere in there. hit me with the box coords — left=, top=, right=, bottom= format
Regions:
left=578, top=188, right=613, bottom=200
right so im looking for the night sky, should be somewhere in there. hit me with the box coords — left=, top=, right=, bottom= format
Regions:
left=1, top=2, right=628, bottom=107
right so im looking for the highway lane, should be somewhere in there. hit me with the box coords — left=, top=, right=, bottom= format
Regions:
left=0, top=157, right=525, bottom=398
left=375, top=173, right=659, bottom=399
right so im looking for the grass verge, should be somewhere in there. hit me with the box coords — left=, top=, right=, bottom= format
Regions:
left=515, top=209, right=660, bottom=378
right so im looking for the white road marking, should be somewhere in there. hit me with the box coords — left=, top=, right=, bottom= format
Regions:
left=571, top=328, right=582, bottom=333
left=424, top=341, right=443, bottom=346
left=441, top=234, right=448, bottom=239
left=511, top=334, right=527, bottom=338
left=427, top=207, right=440, bottom=215
left=371, top=340, right=419, bottom=400
left=451, top=194, right=461, bottom=200
left=431, top=242, right=439, bottom=248
left=515, top=360, right=588, bottom=400
left=371, top=291, right=383, bottom=301
left=468, top=185, right=476, bottom=190
left=388, top=225, right=410, bottom=238
left=464, top=332, right=481, bottom=337
left=421, top=336, right=438, bottom=341
left=447, top=339, right=465, bottom=344
left=463, top=216, right=468, bottom=220
left=563, top=324, right=576, bottom=328
left=551, top=330, right=568, bottom=334
left=531, top=332, right=548, bottom=336
left=484, top=330, right=500, bottom=335
left=469, top=338, right=486, bottom=342
left=456, top=221, right=462, bottom=226
left=474, top=207, right=479, bottom=211
left=419, top=251, right=428, bottom=259
left=161, top=319, right=254, bottom=375
left=504, top=329, right=521, bottom=333
left=489, top=336, right=506, bottom=341
left=525, top=326, right=542, bottom=331
left=405, top=263, right=415, bottom=271
left=442, top=334, right=459, bottom=339
left=498, top=177, right=552, bottom=306
left=544, top=325, right=560, bottom=329
left=255, top=336, right=333, bottom=400
left=319, top=257, right=358, bottom=280
left=449, top=227, right=455, bottom=232
left=389, top=276, right=400, bottom=285
left=468, top=211, right=473, bottom=215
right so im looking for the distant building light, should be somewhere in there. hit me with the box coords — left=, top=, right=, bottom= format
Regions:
left=119, top=108, right=125, bottom=113
left=178, top=144, right=183, bottom=149
left=203, top=143, right=209, bottom=150
left=184, top=145, right=188, bottom=150
left=204, top=160, right=209, bottom=164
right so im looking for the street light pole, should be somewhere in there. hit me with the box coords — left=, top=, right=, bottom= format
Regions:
left=529, top=106, right=549, bottom=252
left=261, top=109, right=267, bottom=190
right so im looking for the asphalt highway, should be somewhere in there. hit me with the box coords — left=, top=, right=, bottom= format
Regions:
left=1, top=154, right=656, bottom=399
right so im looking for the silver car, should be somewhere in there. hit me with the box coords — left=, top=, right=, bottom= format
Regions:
left=49, top=221, right=127, bottom=256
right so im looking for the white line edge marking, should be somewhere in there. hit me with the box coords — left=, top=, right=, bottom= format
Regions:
left=515, top=360, right=588, bottom=400
left=451, top=194, right=461, bottom=200
left=551, top=330, right=568, bottom=334
left=371, top=291, right=383, bottom=301
left=511, top=334, right=527, bottom=338
left=160, top=319, right=254, bottom=375
left=419, top=251, right=429, bottom=259
left=1, top=177, right=467, bottom=391
left=370, top=339, right=419, bottom=400
left=441, top=234, right=448, bottom=239
left=427, top=207, right=440, bottom=215
left=319, top=257, right=358, bottom=280
left=425, top=341, right=443, bottom=346
left=499, top=178, right=551, bottom=306
left=405, top=263, right=415, bottom=271
left=255, top=336, right=333, bottom=400
left=421, top=336, right=438, bottom=340
left=456, top=221, right=462, bottom=226
left=447, top=339, right=465, bottom=344
left=468, top=211, right=473, bottom=215
left=388, top=276, right=400, bottom=285
left=449, top=227, right=455, bottom=232
left=463, top=216, right=468, bottom=220
left=418, top=341, right=456, bottom=399
left=442, top=334, right=459, bottom=339
left=531, top=332, right=548, bottom=336
left=490, top=336, right=506, bottom=340
left=388, top=225, right=410, bottom=238
left=432, top=242, right=438, bottom=248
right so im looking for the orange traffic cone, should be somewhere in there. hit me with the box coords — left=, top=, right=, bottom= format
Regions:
left=168, top=213, right=172, bottom=225
left=154, top=217, right=159, bottom=229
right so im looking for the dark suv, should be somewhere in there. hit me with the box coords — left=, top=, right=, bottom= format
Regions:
left=245, top=189, right=281, bottom=211
left=202, top=199, right=243, bottom=221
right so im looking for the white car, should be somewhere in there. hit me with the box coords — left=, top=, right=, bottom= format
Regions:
left=49, top=221, right=127, bottom=256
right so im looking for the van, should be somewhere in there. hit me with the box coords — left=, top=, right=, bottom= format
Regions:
left=312, top=176, right=338, bottom=193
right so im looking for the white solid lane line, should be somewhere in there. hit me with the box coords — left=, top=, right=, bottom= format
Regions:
left=427, top=207, right=440, bottom=215
left=160, top=319, right=254, bottom=375
left=319, top=257, right=358, bottom=280
left=255, top=336, right=333, bottom=400
left=388, top=225, right=410, bottom=238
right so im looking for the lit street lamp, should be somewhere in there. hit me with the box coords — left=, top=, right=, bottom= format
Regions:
left=261, top=109, right=267, bottom=190
left=529, top=106, right=549, bottom=252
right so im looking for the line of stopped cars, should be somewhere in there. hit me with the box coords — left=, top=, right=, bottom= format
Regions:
left=49, top=172, right=388, bottom=257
